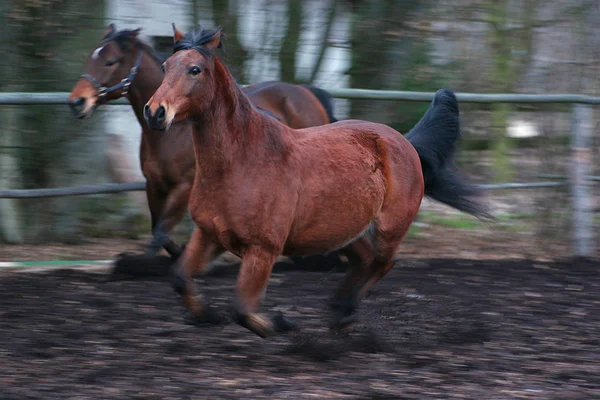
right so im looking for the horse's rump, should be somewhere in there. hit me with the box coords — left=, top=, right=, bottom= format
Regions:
left=284, top=121, right=421, bottom=254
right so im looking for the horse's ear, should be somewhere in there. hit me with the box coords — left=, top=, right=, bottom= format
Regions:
left=172, top=23, right=185, bottom=43
left=132, top=27, right=142, bottom=37
left=103, top=23, right=116, bottom=38
left=205, top=28, right=223, bottom=51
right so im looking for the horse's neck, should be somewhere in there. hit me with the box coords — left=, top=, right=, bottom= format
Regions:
left=125, top=52, right=163, bottom=133
left=191, top=57, right=289, bottom=175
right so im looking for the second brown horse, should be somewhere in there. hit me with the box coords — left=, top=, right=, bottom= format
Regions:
left=68, top=24, right=344, bottom=273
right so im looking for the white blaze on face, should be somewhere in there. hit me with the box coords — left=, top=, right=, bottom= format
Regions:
left=165, top=107, right=176, bottom=130
left=91, top=46, right=104, bottom=60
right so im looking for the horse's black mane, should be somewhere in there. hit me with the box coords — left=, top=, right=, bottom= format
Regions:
left=103, top=25, right=166, bottom=66
left=173, top=26, right=224, bottom=58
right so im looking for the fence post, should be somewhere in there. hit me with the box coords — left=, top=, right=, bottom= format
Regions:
left=570, top=104, right=595, bottom=257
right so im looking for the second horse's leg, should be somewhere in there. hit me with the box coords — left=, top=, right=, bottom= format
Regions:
left=171, top=227, right=224, bottom=324
left=233, top=246, right=297, bottom=338
left=146, top=183, right=191, bottom=258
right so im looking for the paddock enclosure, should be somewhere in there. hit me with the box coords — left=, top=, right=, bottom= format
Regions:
left=2, top=1, right=600, bottom=397
left=1, top=255, right=598, bottom=399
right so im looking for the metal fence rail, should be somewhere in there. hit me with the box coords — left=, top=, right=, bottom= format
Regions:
left=0, top=181, right=575, bottom=199
left=2, top=90, right=600, bottom=105
left=0, top=182, right=146, bottom=199
left=0, top=89, right=596, bottom=256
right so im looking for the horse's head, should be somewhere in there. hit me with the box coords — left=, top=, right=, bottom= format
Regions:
left=68, top=24, right=143, bottom=119
left=144, top=24, right=223, bottom=131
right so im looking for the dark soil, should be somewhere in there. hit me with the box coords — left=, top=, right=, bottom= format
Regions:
left=1, top=257, right=599, bottom=399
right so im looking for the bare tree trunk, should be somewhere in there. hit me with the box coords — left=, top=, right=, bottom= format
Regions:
left=191, top=0, right=199, bottom=29
left=279, top=0, right=303, bottom=83
left=348, top=0, right=430, bottom=129
left=212, top=0, right=249, bottom=83
left=0, top=1, right=24, bottom=244
left=309, top=0, right=338, bottom=84
left=0, top=108, right=24, bottom=244
left=3, top=0, right=109, bottom=243
left=487, top=0, right=538, bottom=183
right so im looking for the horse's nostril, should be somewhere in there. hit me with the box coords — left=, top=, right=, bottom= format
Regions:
left=144, top=104, right=167, bottom=130
left=156, top=106, right=166, bottom=122
left=68, top=97, right=86, bottom=115
left=144, top=104, right=152, bottom=120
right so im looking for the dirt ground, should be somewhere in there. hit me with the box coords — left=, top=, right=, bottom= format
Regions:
left=1, top=254, right=599, bottom=399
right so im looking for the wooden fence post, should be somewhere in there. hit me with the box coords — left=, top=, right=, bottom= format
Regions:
left=570, top=104, right=595, bottom=257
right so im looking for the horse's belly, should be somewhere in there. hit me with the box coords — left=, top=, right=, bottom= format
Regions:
left=285, top=168, right=386, bottom=255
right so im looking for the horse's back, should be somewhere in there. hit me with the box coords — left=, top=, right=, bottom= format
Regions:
left=296, top=119, right=415, bottom=153
left=243, top=82, right=330, bottom=128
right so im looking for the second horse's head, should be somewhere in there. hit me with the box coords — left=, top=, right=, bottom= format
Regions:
left=69, top=24, right=143, bottom=119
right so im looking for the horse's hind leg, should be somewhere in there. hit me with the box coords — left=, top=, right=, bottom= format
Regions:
left=330, top=218, right=415, bottom=330
left=171, top=227, right=224, bottom=324
left=233, top=246, right=297, bottom=338
left=358, top=203, right=420, bottom=298
left=330, top=237, right=374, bottom=328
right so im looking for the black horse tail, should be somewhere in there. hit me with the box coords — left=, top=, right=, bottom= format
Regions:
left=406, top=89, right=493, bottom=221
left=301, top=84, right=338, bottom=123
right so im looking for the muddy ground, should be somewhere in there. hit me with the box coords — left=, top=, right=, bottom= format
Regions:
left=1, top=256, right=599, bottom=399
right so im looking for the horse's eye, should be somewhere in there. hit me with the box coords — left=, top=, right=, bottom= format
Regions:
left=105, top=60, right=116, bottom=67
left=161, top=64, right=165, bottom=73
left=189, top=66, right=201, bottom=76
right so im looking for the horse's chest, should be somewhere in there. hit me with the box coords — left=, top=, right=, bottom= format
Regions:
left=187, top=189, right=226, bottom=229
left=188, top=204, right=245, bottom=254
left=187, top=183, right=287, bottom=254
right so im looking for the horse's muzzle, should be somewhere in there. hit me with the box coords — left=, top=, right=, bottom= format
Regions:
left=144, top=104, right=168, bottom=131
left=68, top=97, right=88, bottom=119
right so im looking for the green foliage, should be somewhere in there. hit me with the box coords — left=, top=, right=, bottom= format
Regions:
left=76, top=195, right=150, bottom=240
left=388, top=40, right=441, bottom=135
left=416, top=210, right=534, bottom=233
left=211, top=0, right=249, bottom=83
left=347, top=1, right=440, bottom=134
left=417, top=211, right=484, bottom=231
left=490, top=103, right=511, bottom=183
left=0, top=0, right=113, bottom=243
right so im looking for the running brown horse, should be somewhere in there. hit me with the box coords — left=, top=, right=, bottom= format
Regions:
left=144, top=25, right=492, bottom=338
left=68, top=24, right=344, bottom=274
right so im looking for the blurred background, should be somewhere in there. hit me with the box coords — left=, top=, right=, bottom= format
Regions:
left=0, top=0, right=598, bottom=259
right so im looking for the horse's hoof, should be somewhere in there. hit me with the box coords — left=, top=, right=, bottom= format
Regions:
left=272, top=313, right=298, bottom=334
left=234, top=312, right=280, bottom=339
left=184, top=305, right=225, bottom=326
left=168, top=244, right=186, bottom=261
left=329, top=302, right=358, bottom=332
left=330, top=314, right=357, bottom=332
left=170, top=265, right=186, bottom=295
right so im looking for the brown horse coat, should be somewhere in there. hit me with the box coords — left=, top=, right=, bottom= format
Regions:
left=144, top=26, right=491, bottom=338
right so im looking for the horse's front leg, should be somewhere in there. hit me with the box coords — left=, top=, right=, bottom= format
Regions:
left=171, top=227, right=224, bottom=324
left=233, top=246, right=297, bottom=338
left=146, top=182, right=192, bottom=259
